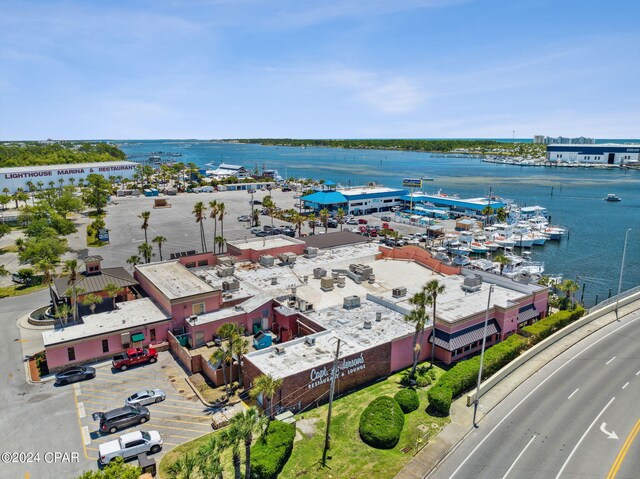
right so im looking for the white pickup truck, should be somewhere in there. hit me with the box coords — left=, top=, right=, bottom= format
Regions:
left=99, top=430, right=162, bottom=465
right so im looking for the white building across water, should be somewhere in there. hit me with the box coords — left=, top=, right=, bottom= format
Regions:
left=0, top=161, right=138, bottom=193
left=546, top=144, right=640, bottom=165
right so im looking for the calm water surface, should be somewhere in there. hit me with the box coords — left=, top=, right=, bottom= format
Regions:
left=117, top=140, right=640, bottom=306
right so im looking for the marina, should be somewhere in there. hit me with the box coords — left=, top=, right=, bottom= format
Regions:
left=117, top=140, right=640, bottom=307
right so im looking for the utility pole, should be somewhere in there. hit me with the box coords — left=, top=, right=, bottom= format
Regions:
left=322, top=338, right=341, bottom=467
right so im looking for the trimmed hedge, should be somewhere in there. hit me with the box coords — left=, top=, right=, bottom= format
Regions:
left=427, top=385, right=452, bottom=416
left=394, top=388, right=420, bottom=413
left=359, top=396, right=405, bottom=449
left=251, top=421, right=296, bottom=479
left=428, top=334, right=528, bottom=416
left=521, top=307, right=585, bottom=344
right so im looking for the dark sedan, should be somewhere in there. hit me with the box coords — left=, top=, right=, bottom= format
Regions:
left=55, top=366, right=96, bottom=385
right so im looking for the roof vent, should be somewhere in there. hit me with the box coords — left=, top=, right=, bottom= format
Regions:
left=392, top=287, right=407, bottom=298
left=305, top=336, right=316, bottom=346
left=376, top=312, right=382, bottom=322
left=343, top=295, right=361, bottom=310
left=363, top=320, right=372, bottom=329
left=275, top=346, right=286, bottom=355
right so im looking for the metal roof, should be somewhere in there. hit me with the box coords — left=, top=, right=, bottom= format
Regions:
left=53, top=267, right=137, bottom=298
left=430, top=320, right=500, bottom=351
left=301, top=191, right=348, bottom=205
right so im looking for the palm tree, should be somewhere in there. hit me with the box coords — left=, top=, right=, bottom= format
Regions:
left=215, top=235, right=225, bottom=254
left=262, top=196, right=275, bottom=231
left=126, top=255, right=141, bottom=271
left=138, top=242, right=154, bottom=264
left=290, top=211, right=304, bottom=237
left=481, top=205, right=494, bottom=225
left=139, top=211, right=151, bottom=244
left=36, top=259, right=59, bottom=315
left=494, top=253, right=511, bottom=275
left=196, top=436, right=224, bottom=479
left=217, top=202, right=226, bottom=251
left=336, top=208, right=345, bottom=231
left=495, top=207, right=507, bottom=223
left=424, top=279, right=445, bottom=368
left=307, top=213, right=317, bottom=235
left=221, top=422, right=243, bottom=479
left=209, top=200, right=219, bottom=248
left=152, top=235, right=167, bottom=261
left=319, top=208, right=330, bottom=233
left=250, top=374, right=283, bottom=419
left=231, top=333, right=249, bottom=387
left=81, top=293, right=103, bottom=315
left=166, top=451, right=198, bottom=479
left=560, top=279, right=579, bottom=309
left=405, top=290, right=430, bottom=378
left=54, top=304, right=72, bottom=326
left=62, top=259, right=81, bottom=322
left=218, top=323, right=244, bottom=387
left=193, top=201, right=208, bottom=252
left=104, top=282, right=123, bottom=310
left=211, top=346, right=231, bottom=396
left=251, top=208, right=260, bottom=228
left=231, top=407, right=267, bottom=479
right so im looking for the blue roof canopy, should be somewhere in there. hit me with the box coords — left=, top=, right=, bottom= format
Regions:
left=301, top=191, right=348, bottom=205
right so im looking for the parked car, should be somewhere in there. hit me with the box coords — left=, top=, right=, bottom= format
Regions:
left=237, top=215, right=251, bottom=222
left=99, top=430, right=162, bottom=465
left=381, top=222, right=390, bottom=230
left=327, top=219, right=338, bottom=228
left=93, top=406, right=150, bottom=434
left=381, top=216, right=392, bottom=222
left=391, top=206, right=401, bottom=212
left=112, top=348, right=158, bottom=371
left=250, top=227, right=261, bottom=234
left=358, top=219, right=368, bottom=224
left=252, top=200, right=262, bottom=205
left=263, top=225, right=273, bottom=232
left=125, top=389, right=166, bottom=407
left=54, top=366, right=96, bottom=386
left=368, top=229, right=378, bottom=237
left=346, top=218, right=358, bottom=225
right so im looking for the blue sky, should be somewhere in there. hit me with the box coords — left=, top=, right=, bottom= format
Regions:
left=2, top=0, right=639, bottom=140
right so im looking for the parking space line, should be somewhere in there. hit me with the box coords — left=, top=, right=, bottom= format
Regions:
left=146, top=409, right=211, bottom=419
left=157, top=417, right=212, bottom=426
left=81, top=399, right=210, bottom=417
left=86, top=447, right=100, bottom=452
left=151, top=423, right=211, bottom=434
left=73, top=387, right=90, bottom=459
left=78, top=402, right=86, bottom=418
left=81, top=426, right=91, bottom=445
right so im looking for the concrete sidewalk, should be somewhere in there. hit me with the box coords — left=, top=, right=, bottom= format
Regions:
left=394, top=302, right=637, bottom=479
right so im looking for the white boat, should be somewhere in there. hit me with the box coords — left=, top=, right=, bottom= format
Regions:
left=469, top=241, right=488, bottom=254
left=483, top=240, right=500, bottom=251
left=447, top=242, right=472, bottom=255
left=604, top=193, right=621, bottom=202
left=452, top=255, right=471, bottom=266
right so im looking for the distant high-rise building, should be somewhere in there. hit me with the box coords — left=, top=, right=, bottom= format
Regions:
left=533, top=135, right=595, bottom=145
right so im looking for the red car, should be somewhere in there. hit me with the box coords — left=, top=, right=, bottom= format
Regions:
left=381, top=222, right=390, bottom=229
left=112, top=348, right=158, bottom=371
left=368, top=229, right=378, bottom=237
left=358, top=219, right=368, bottom=224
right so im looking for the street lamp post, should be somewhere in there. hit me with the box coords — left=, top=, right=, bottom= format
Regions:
left=249, top=189, right=255, bottom=227
left=473, top=284, right=494, bottom=428
left=615, top=228, right=632, bottom=317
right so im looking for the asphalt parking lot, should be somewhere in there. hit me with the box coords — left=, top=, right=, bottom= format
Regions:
left=70, top=352, right=214, bottom=465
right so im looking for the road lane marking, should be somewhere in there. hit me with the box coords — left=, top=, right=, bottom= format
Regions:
left=446, top=312, right=640, bottom=479
left=73, top=385, right=90, bottom=459
left=74, top=384, right=82, bottom=396
left=554, top=396, right=616, bottom=479
left=636, top=370, right=640, bottom=376
left=606, top=356, right=616, bottom=365
left=600, top=422, right=619, bottom=440
left=501, top=435, right=536, bottom=479
left=622, top=382, right=629, bottom=390
left=607, top=419, right=640, bottom=479
left=78, top=402, right=86, bottom=418
left=568, top=388, right=579, bottom=400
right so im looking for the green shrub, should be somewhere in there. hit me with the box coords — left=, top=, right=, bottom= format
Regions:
left=359, top=396, right=405, bottom=449
left=394, top=388, right=420, bottom=413
left=521, top=307, right=585, bottom=344
left=427, top=385, right=452, bottom=416
left=251, top=421, right=296, bottom=479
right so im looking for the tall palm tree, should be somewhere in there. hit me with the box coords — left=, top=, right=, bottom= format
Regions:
left=494, top=253, right=511, bottom=275
left=36, top=259, right=59, bottom=315
left=560, top=279, right=579, bottom=310
left=218, top=323, right=244, bottom=386
left=231, top=333, right=249, bottom=387
left=307, top=213, right=317, bottom=235
left=211, top=346, right=231, bottom=396
left=166, top=451, right=198, bottom=479
left=405, top=290, right=430, bottom=378
left=193, top=201, right=208, bottom=252
left=81, top=293, right=103, bottom=315
left=217, top=202, right=226, bottom=251
left=250, top=374, right=283, bottom=419
left=424, top=279, right=445, bottom=368
left=251, top=208, right=260, bottom=228
left=196, top=436, right=224, bottom=479
left=62, top=259, right=81, bottom=322
left=336, top=208, right=345, bottom=231
left=54, top=304, right=72, bottom=326
left=152, top=235, right=167, bottom=261
left=126, top=255, right=141, bottom=271
left=215, top=235, right=225, bottom=254
left=221, top=422, right=243, bottom=479
left=209, top=200, right=219, bottom=248
left=319, top=208, right=330, bottom=233
left=262, top=196, right=275, bottom=231
left=138, top=242, right=154, bottom=264
left=290, top=211, right=304, bottom=237
left=231, top=407, right=267, bottom=479
left=139, top=211, right=151, bottom=244
left=495, top=207, right=507, bottom=223
left=104, top=282, right=123, bottom=310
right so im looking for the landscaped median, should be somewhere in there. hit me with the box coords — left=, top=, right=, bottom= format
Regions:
left=160, top=367, right=450, bottom=479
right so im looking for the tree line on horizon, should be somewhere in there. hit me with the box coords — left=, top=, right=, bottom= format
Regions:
left=0, top=142, right=125, bottom=168
left=233, top=138, right=502, bottom=152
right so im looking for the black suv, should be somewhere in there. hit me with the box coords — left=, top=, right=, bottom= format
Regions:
left=93, top=406, right=150, bottom=434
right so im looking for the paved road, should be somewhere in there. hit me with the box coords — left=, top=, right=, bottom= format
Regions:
left=430, top=308, right=640, bottom=479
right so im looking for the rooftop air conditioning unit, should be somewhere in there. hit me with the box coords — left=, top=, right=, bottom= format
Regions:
left=320, top=277, right=334, bottom=292
left=313, top=267, right=326, bottom=279
left=275, top=346, right=286, bottom=355
left=217, top=266, right=234, bottom=277
left=304, top=247, right=318, bottom=259
left=462, top=275, right=482, bottom=292
left=363, top=320, right=372, bottom=329
left=279, top=252, right=298, bottom=264
left=343, top=295, right=361, bottom=310
left=259, top=255, right=275, bottom=267
left=222, top=280, right=240, bottom=291
left=392, top=287, right=407, bottom=298
left=305, top=336, right=316, bottom=346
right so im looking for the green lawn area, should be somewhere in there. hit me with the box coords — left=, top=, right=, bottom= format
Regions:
left=0, top=244, right=19, bottom=254
left=0, top=281, right=46, bottom=298
left=159, top=366, right=449, bottom=479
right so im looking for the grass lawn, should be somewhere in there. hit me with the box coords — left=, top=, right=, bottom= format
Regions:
left=0, top=244, right=19, bottom=254
left=160, top=366, right=449, bottom=479
left=0, top=281, right=47, bottom=298
left=279, top=368, right=449, bottom=479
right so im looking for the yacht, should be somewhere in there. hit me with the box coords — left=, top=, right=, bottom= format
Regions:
left=604, top=193, right=621, bottom=202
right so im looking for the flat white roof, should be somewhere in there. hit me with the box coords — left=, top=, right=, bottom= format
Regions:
left=0, top=161, right=137, bottom=174
left=341, top=187, right=404, bottom=196
left=136, top=261, right=215, bottom=300
left=43, top=298, right=170, bottom=347
left=228, top=235, right=305, bottom=251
